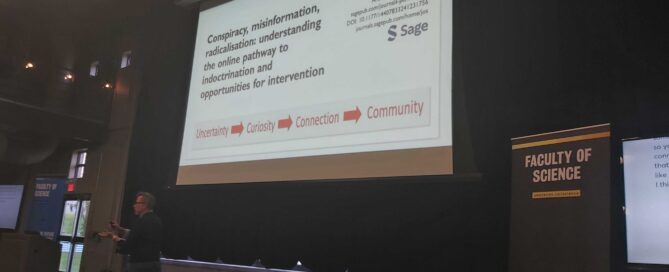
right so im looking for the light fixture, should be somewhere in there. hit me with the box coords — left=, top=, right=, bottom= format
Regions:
left=292, top=260, right=311, bottom=272
left=64, top=74, right=74, bottom=81
left=25, top=62, right=35, bottom=69
left=251, top=259, right=265, bottom=268
left=103, top=82, right=113, bottom=89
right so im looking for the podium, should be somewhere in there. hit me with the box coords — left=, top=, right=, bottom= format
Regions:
left=0, top=233, right=60, bottom=272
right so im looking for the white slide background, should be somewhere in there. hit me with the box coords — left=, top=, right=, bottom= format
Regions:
left=0, top=185, right=23, bottom=229
left=623, top=137, right=669, bottom=265
left=179, top=0, right=452, bottom=167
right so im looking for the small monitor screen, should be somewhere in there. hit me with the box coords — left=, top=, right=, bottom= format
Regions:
left=623, top=137, right=669, bottom=265
left=0, top=185, right=24, bottom=230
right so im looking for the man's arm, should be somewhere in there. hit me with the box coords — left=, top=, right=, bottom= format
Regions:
left=96, top=231, right=126, bottom=242
left=110, top=221, right=130, bottom=238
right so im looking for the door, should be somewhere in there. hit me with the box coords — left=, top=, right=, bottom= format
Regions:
left=57, top=196, right=90, bottom=272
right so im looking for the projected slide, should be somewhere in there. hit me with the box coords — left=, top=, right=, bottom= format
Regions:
left=623, top=137, right=669, bottom=265
left=178, top=0, right=452, bottom=185
left=0, top=185, right=24, bottom=229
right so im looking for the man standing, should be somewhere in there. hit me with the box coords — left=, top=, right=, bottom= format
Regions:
left=101, top=192, right=162, bottom=272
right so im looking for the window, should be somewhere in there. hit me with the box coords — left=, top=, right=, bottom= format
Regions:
left=69, top=150, right=87, bottom=180
left=120, top=50, right=132, bottom=68
left=89, top=61, right=99, bottom=77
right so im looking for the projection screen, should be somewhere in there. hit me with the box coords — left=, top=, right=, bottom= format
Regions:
left=178, top=0, right=453, bottom=185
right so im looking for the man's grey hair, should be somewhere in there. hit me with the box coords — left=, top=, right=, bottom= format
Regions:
left=136, top=192, right=156, bottom=210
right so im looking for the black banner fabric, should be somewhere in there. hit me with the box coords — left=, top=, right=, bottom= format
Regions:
left=509, top=124, right=610, bottom=272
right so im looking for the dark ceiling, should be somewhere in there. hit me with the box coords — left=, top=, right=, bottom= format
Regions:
left=0, top=0, right=143, bottom=164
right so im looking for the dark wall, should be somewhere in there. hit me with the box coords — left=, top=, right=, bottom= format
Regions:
left=123, top=0, right=669, bottom=271
left=122, top=0, right=197, bottom=222
left=160, top=176, right=497, bottom=271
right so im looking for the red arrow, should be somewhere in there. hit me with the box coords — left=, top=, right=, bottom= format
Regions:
left=231, top=122, right=244, bottom=136
left=278, top=115, right=292, bottom=130
left=344, top=106, right=361, bottom=123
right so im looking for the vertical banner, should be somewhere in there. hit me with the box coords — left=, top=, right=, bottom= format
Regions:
left=27, top=178, right=67, bottom=240
left=509, top=124, right=610, bottom=272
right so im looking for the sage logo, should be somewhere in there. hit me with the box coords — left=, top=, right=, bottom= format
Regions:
left=388, top=22, right=429, bottom=42
left=388, top=25, right=398, bottom=41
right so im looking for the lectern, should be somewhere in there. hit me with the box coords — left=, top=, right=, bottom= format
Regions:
left=0, top=233, right=60, bottom=272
